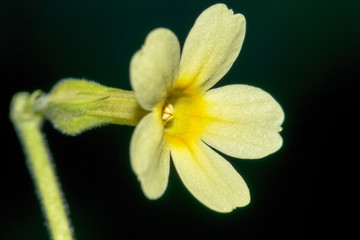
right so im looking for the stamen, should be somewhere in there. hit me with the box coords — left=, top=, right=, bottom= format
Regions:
left=162, top=102, right=174, bottom=125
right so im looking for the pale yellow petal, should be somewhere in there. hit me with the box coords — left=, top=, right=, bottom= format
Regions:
left=130, top=28, right=180, bottom=110
left=202, top=85, right=284, bottom=159
left=177, top=4, right=246, bottom=91
left=171, top=140, right=250, bottom=213
left=130, top=112, right=170, bottom=199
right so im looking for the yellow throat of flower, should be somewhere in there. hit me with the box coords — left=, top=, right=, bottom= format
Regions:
left=159, top=86, right=208, bottom=146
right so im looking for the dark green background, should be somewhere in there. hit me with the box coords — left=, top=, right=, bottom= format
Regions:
left=2, top=0, right=358, bottom=239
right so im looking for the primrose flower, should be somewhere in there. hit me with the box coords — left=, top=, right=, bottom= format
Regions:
left=129, top=4, right=284, bottom=212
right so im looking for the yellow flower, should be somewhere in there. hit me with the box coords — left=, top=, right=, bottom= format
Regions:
left=129, top=4, right=284, bottom=213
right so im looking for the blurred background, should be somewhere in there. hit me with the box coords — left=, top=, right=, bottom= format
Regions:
left=2, top=0, right=358, bottom=239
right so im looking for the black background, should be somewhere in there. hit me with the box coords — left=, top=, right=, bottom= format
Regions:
left=2, top=0, right=358, bottom=239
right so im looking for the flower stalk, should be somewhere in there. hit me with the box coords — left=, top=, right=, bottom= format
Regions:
left=10, top=92, right=74, bottom=240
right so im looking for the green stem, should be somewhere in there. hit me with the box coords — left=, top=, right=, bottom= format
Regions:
left=10, top=92, right=74, bottom=240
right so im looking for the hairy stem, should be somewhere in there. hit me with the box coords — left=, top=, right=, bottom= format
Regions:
left=10, top=91, right=74, bottom=240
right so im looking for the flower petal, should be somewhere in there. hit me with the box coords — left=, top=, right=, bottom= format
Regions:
left=177, top=4, right=246, bottom=91
left=171, top=139, right=250, bottom=213
left=130, top=112, right=170, bottom=199
left=130, top=28, right=180, bottom=110
left=202, top=85, right=284, bottom=159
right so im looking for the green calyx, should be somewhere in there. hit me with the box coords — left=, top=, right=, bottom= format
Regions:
left=34, top=79, right=147, bottom=135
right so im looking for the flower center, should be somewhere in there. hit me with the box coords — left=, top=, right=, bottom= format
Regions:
left=162, top=102, right=174, bottom=126
left=161, top=87, right=208, bottom=145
